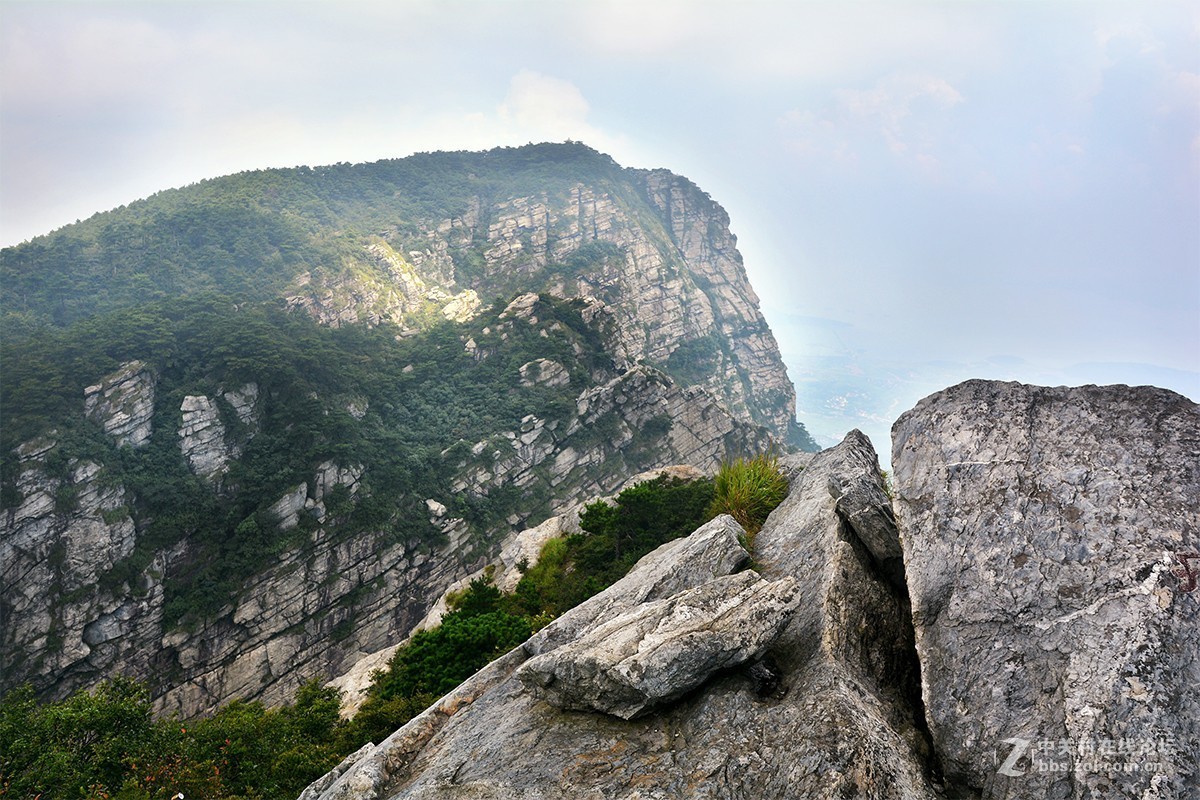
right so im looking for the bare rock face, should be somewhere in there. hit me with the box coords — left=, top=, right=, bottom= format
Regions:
left=301, top=433, right=935, bottom=800
left=892, top=380, right=1200, bottom=798
left=0, top=438, right=164, bottom=702
left=518, top=358, right=570, bottom=388
left=517, top=570, right=802, bottom=719
left=450, top=363, right=772, bottom=503
left=178, top=384, right=261, bottom=482
left=82, top=361, right=156, bottom=448
left=179, top=395, right=228, bottom=480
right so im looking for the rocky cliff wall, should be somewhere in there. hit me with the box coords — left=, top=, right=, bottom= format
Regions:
left=1, top=335, right=772, bottom=717
left=300, top=433, right=936, bottom=800
left=284, top=168, right=803, bottom=446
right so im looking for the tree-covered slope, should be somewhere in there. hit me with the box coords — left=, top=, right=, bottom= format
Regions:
left=0, top=142, right=810, bottom=716
left=1, top=144, right=622, bottom=332
left=1, top=142, right=813, bottom=446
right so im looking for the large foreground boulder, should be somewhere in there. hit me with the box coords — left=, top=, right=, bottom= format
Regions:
left=301, top=432, right=936, bottom=800
left=517, top=570, right=802, bottom=719
left=892, top=381, right=1199, bottom=799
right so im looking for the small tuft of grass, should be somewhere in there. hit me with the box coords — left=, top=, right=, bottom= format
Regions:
left=879, top=469, right=894, bottom=499
left=708, top=453, right=789, bottom=543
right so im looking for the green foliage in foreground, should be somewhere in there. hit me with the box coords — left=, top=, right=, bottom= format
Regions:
left=0, top=465, right=787, bottom=798
left=708, top=453, right=789, bottom=538
left=353, top=474, right=717, bottom=738
left=0, top=677, right=345, bottom=800
left=506, top=475, right=716, bottom=619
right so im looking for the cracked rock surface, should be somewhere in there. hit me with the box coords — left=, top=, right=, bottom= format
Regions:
left=301, top=433, right=935, bottom=800
left=303, top=381, right=1200, bottom=800
left=892, top=380, right=1200, bottom=799
left=517, top=571, right=802, bottom=719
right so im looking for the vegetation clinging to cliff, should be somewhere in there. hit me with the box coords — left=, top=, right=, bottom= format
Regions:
left=0, top=473, right=724, bottom=798
left=708, top=453, right=789, bottom=538
left=1, top=292, right=610, bottom=628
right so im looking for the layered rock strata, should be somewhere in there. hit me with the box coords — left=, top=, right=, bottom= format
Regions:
left=82, top=360, right=156, bottom=448
left=517, top=570, right=802, bottom=719
left=2, top=358, right=769, bottom=717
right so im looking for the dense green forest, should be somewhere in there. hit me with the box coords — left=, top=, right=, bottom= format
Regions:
left=1, top=470, right=790, bottom=800
left=0, top=143, right=627, bottom=335
left=1, top=292, right=614, bottom=629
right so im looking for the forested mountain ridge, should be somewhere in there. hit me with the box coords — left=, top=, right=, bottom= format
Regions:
left=2, top=142, right=810, bottom=446
left=0, top=142, right=812, bottom=717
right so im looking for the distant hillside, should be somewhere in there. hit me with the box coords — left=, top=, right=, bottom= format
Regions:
left=1, top=142, right=811, bottom=446
left=0, top=143, right=814, bottom=715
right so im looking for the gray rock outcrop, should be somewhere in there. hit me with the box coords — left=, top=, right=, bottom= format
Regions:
left=178, top=384, right=260, bottom=482
left=83, top=361, right=156, bottom=448
left=301, top=432, right=935, bottom=800
left=518, top=358, right=570, bottom=388
left=0, top=438, right=162, bottom=700
left=892, top=380, right=1199, bottom=798
left=179, top=395, right=228, bottom=480
left=517, top=570, right=802, bottom=719
left=303, top=381, right=1200, bottom=800
left=449, top=363, right=772, bottom=502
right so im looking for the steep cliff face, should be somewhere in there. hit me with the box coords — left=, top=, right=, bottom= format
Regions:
left=279, top=158, right=802, bottom=445
left=1, top=437, right=161, bottom=695
left=1, top=294, right=772, bottom=717
left=1, top=143, right=808, bottom=717
left=301, top=380, right=1198, bottom=800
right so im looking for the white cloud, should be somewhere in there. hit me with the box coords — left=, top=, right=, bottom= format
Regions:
left=835, top=74, right=963, bottom=153
left=576, top=1, right=999, bottom=84
left=781, top=73, right=964, bottom=167
left=0, top=62, right=634, bottom=245
left=498, top=70, right=592, bottom=138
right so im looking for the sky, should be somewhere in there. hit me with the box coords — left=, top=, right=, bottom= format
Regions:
left=2, top=0, right=1198, bottom=456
